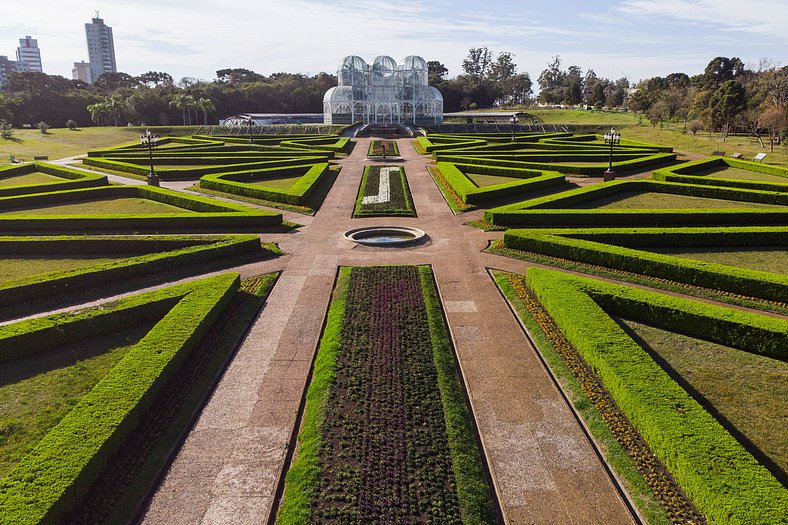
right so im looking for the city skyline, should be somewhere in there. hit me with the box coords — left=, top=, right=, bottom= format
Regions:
left=1, top=0, right=787, bottom=86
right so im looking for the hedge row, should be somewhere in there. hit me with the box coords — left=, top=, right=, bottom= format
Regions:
left=485, top=179, right=788, bottom=226
left=0, top=162, right=107, bottom=197
left=0, top=185, right=282, bottom=231
left=436, top=151, right=676, bottom=175
left=504, top=227, right=788, bottom=302
left=82, top=156, right=327, bottom=180
left=0, top=273, right=240, bottom=525
left=0, top=234, right=266, bottom=309
left=436, top=161, right=565, bottom=205
left=526, top=268, right=787, bottom=524
left=199, top=162, right=330, bottom=205
left=652, top=157, right=788, bottom=192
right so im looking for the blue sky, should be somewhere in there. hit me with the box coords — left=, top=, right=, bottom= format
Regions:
left=2, top=0, right=786, bottom=85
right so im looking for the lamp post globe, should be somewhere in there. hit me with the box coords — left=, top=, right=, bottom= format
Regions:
left=511, top=115, right=518, bottom=142
left=247, top=116, right=254, bottom=144
left=140, top=129, right=160, bottom=187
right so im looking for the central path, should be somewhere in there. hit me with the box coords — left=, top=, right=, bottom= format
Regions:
left=142, top=139, right=637, bottom=524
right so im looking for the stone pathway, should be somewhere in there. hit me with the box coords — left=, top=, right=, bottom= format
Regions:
left=140, top=138, right=638, bottom=524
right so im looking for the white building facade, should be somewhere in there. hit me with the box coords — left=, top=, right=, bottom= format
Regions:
left=16, top=36, right=42, bottom=72
left=85, top=14, right=116, bottom=83
left=324, top=55, right=443, bottom=126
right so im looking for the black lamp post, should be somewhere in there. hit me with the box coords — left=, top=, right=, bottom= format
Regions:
left=511, top=114, right=519, bottom=142
left=603, top=127, right=621, bottom=181
left=247, top=115, right=254, bottom=144
left=140, top=129, right=160, bottom=186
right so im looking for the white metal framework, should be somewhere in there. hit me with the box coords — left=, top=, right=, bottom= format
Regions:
left=324, top=55, right=443, bottom=126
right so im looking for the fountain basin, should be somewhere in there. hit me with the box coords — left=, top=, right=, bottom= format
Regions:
left=343, top=226, right=426, bottom=246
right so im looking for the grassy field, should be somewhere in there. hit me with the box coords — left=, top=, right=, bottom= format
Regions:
left=0, top=197, right=195, bottom=215
left=646, top=247, right=788, bottom=274
left=529, top=109, right=788, bottom=166
left=1, top=256, right=119, bottom=283
left=0, top=127, right=146, bottom=165
left=0, top=172, right=63, bottom=187
left=619, top=318, right=787, bottom=474
left=576, top=191, right=781, bottom=210
left=465, top=172, right=519, bottom=187
left=0, top=322, right=154, bottom=478
left=691, top=166, right=788, bottom=183
left=248, top=175, right=301, bottom=189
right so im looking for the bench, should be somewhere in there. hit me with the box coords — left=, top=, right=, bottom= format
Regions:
left=33, top=155, right=48, bottom=161
left=730, top=153, right=743, bottom=159
left=753, top=153, right=767, bottom=163
left=710, top=151, right=726, bottom=156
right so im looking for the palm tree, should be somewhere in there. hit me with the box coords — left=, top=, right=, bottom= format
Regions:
left=104, top=95, right=126, bottom=126
left=184, top=95, right=197, bottom=125
left=169, top=93, right=191, bottom=125
left=195, top=97, right=216, bottom=125
left=87, top=102, right=108, bottom=126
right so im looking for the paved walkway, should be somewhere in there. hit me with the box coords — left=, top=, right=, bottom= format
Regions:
left=139, top=138, right=637, bottom=524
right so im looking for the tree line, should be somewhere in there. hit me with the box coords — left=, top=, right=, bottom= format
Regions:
left=0, top=52, right=785, bottom=149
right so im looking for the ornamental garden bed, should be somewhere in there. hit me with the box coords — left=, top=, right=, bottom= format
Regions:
left=0, top=234, right=279, bottom=320
left=367, top=139, right=400, bottom=157
left=0, top=273, right=241, bottom=525
left=0, top=162, right=107, bottom=197
left=353, top=165, right=416, bottom=217
left=484, top=179, right=788, bottom=227
left=0, top=185, right=282, bottom=232
left=652, top=156, right=788, bottom=192
left=277, top=265, right=495, bottom=524
left=495, top=269, right=787, bottom=525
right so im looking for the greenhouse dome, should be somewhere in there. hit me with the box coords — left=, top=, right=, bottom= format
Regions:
left=324, top=54, right=443, bottom=126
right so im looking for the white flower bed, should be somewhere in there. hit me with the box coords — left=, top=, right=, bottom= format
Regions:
left=362, top=167, right=397, bottom=205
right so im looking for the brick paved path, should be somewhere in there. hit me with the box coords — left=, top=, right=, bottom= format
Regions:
left=140, top=139, right=638, bottom=524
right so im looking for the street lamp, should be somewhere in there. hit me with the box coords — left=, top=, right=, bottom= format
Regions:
left=140, top=129, right=160, bottom=187
left=511, top=114, right=519, bottom=142
left=247, top=115, right=254, bottom=144
left=603, top=127, right=621, bottom=181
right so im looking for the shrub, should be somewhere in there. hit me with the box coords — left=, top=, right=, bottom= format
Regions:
left=36, top=121, right=49, bottom=134
left=0, top=119, right=12, bottom=139
left=65, top=119, right=78, bottom=131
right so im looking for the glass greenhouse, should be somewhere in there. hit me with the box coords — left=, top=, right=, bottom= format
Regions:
left=324, top=55, right=443, bottom=126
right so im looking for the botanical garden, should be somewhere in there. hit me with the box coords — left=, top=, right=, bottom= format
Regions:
left=0, top=102, right=785, bottom=525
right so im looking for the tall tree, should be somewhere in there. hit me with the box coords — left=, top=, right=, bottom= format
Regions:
left=195, top=97, right=216, bottom=125
left=488, top=52, right=517, bottom=83
left=462, top=47, right=492, bottom=80
left=427, top=61, right=448, bottom=85
left=709, top=79, right=746, bottom=140
left=537, top=55, right=565, bottom=104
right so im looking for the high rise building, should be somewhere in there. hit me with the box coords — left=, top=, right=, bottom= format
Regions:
left=16, top=36, right=42, bottom=72
left=0, top=56, right=18, bottom=88
left=72, top=61, right=92, bottom=84
left=85, top=12, right=116, bottom=82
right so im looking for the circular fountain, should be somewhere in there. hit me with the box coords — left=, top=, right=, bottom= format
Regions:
left=343, top=226, right=426, bottom=246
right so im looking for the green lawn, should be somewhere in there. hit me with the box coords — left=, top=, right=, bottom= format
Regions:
left=0, top=322, right=154, bottom=477
left=248, top=175, right=302, bottom=190
left=465, top=172, right=519, bottom=187
left=0, top=172, right=63, bottom=187
left=646, top=247, right=788, bottom=274
left=690, top=166, right=788, bottom=183
left=576, top=191, right=781, bottom=210
left=0, top=256, right=119, bottom=283
left=0, top=197, right=195, bottom=215
left=619, top=318, right=788, bottom=474
left=0, top=127, right=147, bottom=165
left=527, top=109, right=788, bottom=166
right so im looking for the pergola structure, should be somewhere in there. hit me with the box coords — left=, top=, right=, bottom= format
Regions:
left=324, top=55, right=443, bottom=126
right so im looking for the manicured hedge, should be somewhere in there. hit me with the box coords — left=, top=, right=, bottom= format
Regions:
left=504, top=226, right=788, bottom=303
left=199, top=162, right=330, bottom=205
left=0, top=185, right=282, bottom=231
left=436, top=161, right=565, bottom=205
left=652, top=157, right=788, bottom=192
left=0, top=273, right=240, bottom=524
left=436, top=152, right=677, bottom=175
left=526, top=268, right=787, bottom=524
left=0, top=162, right=107, bottom=197
left=485, top=179, right=788, bottom=227
left=0, top=234, right=267, bottom=310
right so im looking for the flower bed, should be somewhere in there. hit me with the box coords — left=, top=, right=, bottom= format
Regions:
left=353, top=165, right=416, bottom=217
left=278, top=265, right=494, bottom=524
left=367, top=140, right=400, bottom=157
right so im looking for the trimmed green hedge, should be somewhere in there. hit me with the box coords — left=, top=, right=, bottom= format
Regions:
left=526, top=268, right=787, bottom=524
left=0, top=162, right=107, bottom=197
left=436, top=152, right=677, bottom=175
left=0, top=185, right=282, bottom=231
left=0, top=273, right=240, bottom=524
left=0, top=235, right=268, bottom=310
left=653, top=157, right=788, bottom=192
left=199, top=162, right=330, bottom=205
left=485, top=179, right=788, bottom=227
left=504, top=227, right=788, bottom=302
left=436, top=161, right=565, bottom=205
